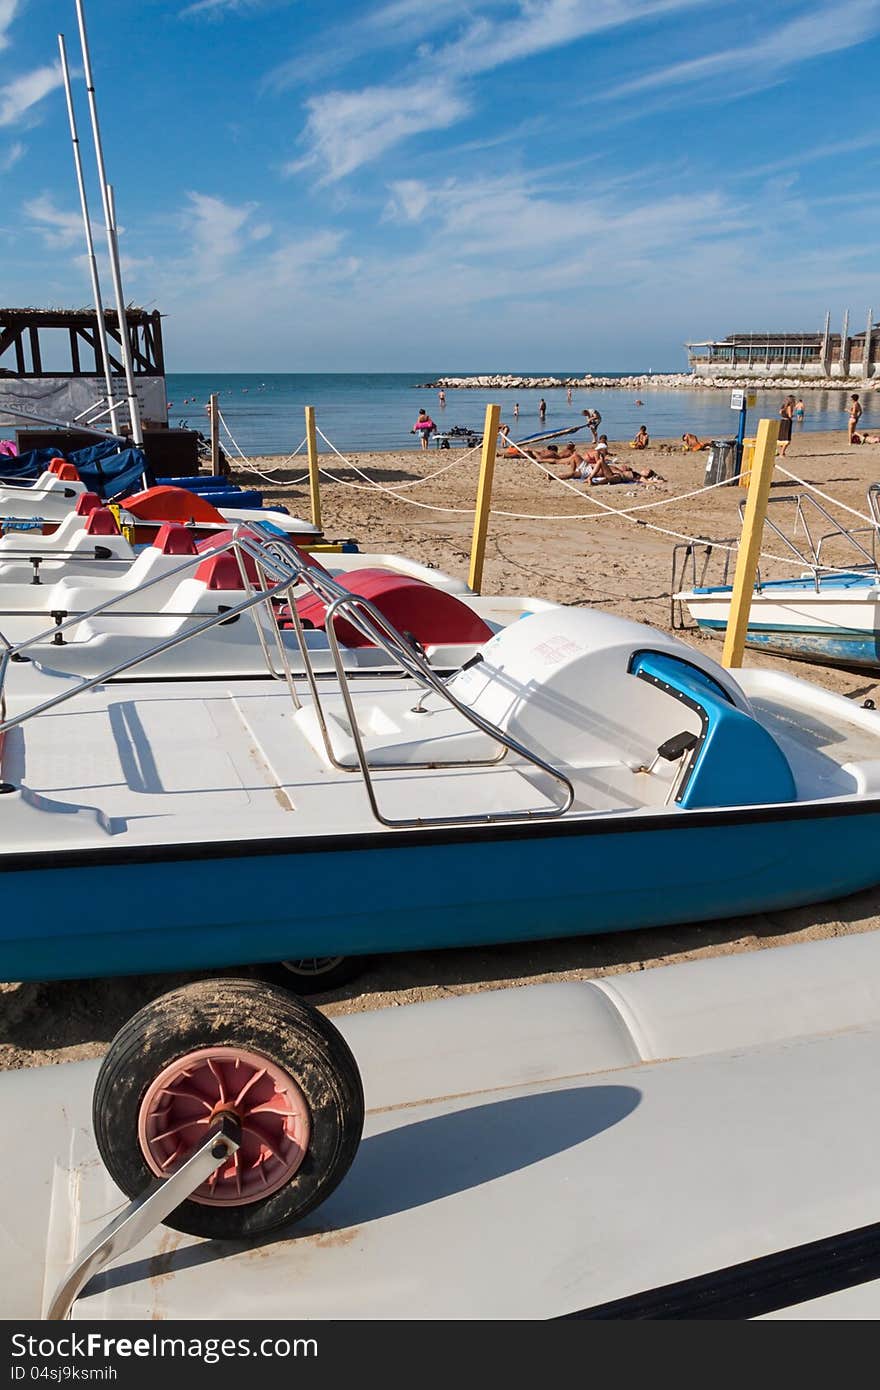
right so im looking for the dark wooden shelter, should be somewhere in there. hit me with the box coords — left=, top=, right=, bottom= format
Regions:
left=0, top=307, right=165, bottom=378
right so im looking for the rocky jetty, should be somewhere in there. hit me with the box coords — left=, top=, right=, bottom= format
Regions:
left=417, top=373, right=876, bottom=392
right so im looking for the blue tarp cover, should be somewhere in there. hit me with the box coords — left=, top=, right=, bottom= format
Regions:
left=0, top=439, right=153, bottom=501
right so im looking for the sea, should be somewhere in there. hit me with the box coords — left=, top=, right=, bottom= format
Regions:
left=165, top=373, right=867, bottom=457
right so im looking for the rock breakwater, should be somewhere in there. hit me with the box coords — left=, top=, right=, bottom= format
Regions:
left=418, top=373, right=877, bottom=392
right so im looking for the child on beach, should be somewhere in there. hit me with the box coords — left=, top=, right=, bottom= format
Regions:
left=629, top=425, right=650, bottom=449
left=412, top=409, right=436, bottom=449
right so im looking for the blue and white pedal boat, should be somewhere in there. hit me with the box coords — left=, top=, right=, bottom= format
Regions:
left=678, top=571, right=880, bottom=668
left=1, top=537, right=879, bottom=984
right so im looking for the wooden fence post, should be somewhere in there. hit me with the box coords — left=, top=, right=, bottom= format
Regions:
left=721, top=417, right=780, bottom=668
left=305, top=405, right=322, bottom=532
left=468, top=403, right=502, bottom=594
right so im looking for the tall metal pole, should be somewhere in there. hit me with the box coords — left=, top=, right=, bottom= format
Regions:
left=864, top=306, right=873, bottom=382
left=58, top=34, right=121, bottom=437
left=74, top=0, right=143, bottom=446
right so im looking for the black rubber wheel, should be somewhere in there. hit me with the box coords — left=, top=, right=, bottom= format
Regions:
left=93, top=978, right=364, bottom=1240
left=258, top=954, right=372, bottom=994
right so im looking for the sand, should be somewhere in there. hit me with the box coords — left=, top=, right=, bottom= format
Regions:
left=3, top=427, right=880, bottom=1070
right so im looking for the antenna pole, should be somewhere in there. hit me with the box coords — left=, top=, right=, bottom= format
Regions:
left=57, top=33, right=121, bottom=437
left=73, top=0, right=144, bottom=446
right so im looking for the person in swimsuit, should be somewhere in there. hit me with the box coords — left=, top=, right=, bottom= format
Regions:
left=629, top=425, right=650, bottom=450
left=794, top=398, right=805, bottom=422
left=412, top=408, right=436, bottom=450
left=538, top=398, right=547, bottom=421
left=776, top=396, right=794, bottom=457
left=849, top=393, right=863, bottom=444
left=681, top=433, right=711, bottom=452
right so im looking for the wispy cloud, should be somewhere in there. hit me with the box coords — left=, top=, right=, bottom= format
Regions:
left=180, top=0, right=276, bottom=16
left=288, top=80, right=471, bottom=182
left=0, top=138, right=23, bottom=170
left=612, top=0, right=880, bottom=96
left=0, top=62, right=63, bottom=127
left=0, top=0, right=18, bottom=51
left=183, top=192, right=271, bottom=277
left=24, top=194, right=102, bottom=248
left=285, top=0, right=711, bottom=180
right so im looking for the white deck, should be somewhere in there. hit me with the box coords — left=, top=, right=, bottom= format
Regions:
left=2, top=610, right=880, bottom=854
left=4, top=930, right=880, bottom=1319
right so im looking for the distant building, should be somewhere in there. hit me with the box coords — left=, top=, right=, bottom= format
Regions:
left=0, top=306, right=168, bottom=429
left=686, top=311, right=880, bottom=380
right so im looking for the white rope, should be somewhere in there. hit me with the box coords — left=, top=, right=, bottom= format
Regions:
left=217, top=411, right=309, bottom=486
left=310, top=428, right=478, bottom=512
left=774, top=463, right=876, bottom=525
left=315, top=426, right=484, bottom=490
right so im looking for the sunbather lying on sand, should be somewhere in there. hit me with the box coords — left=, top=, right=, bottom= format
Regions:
left=681, top=433, right=711, bottom=452
left=554, top=451, right=664, bottom=485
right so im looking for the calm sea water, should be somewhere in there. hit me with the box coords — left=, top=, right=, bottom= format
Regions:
left=165, top=373, right=866, bottom=456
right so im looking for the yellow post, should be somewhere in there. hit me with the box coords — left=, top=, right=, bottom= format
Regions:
left=208, top=393, right=221, bottom=475
left=721, top=417, right=780, bottom=668
left=738, top=436, right=756, bottom=488
left=304, top=405, right=322, bottom=533
left=468, top=403, right=502, bottom=594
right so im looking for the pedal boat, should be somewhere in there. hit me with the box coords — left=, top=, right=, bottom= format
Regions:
left=0, top=533, right=879, bottom=982
left=676, top=571, right=880, bottom=669
left=8, top=930, right=880, bottom=1319
left=0, top=514, right=553, bottom=679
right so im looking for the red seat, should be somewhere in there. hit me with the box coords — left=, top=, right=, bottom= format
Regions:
left=47, top=457, right=69, bottom=474
left=151, top=522, right=199, bottom=556
left=84, top=508, right=121, bottom=537
left=121, top=485, right=226, bottom=524
left=74, top=492, right=102, bottom=516
left=193, top=553, right=247, bottom=590
left=54, top=463, right=80, bottom=483
left=294, top=569, right=494, bottom=649
left=195, top=527, right=328, bottom=584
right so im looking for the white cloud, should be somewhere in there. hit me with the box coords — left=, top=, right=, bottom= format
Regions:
left=183, top=192, right=269, bottom=277
left=180, top=0, right=269, bottom=16
left=0, top=0, right=18, bottom=51
left=612, top=0, right=880, bottom=96
left=384, top=179, right=433, bottom=223
left=0, top=63, right=63, bottom=128
left=288, top=80, right=471, bottom=183
left=285, top=0, right=709, bottom=180
left=0, top=139, right=23, bottom=170
left=24, top=195, right=96, bottom=248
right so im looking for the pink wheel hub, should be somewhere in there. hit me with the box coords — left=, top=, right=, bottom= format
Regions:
left=137, top=1046, right=311, bottom=1206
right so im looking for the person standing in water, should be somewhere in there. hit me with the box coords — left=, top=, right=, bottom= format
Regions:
left=848, top=393, right=863, bottom=444
left=566, top=386, right=573, bottom=404
left=776, top=396, right=795, bottom=458
left=513, top=402, right=519, bottom=419
left=539, top=398, right=547, bottom=421
left=794, top=397, right=805, bottom=422
left=438, top=389, right=446, bottom=407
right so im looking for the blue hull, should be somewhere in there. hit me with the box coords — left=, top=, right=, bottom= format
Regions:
left=3, top=805, right=880, bottom=981
left=696, top=618, right=880, bottom=669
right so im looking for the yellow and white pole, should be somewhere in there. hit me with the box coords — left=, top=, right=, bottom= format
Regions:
left=304, top=405, right=322, bottom=533
left=721, top=417, right=779, bottom=668
left=468, top=403, right=502, bottom=594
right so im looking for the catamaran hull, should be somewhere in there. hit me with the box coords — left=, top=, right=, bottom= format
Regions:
left=694, top=617, right=880, bottom=668
left=2, top=800, right=879, bottom=981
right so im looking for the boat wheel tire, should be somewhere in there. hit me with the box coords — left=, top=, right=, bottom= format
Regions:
left=93, top=978, right=364, bottom=1240
left=260, top=954, right=372, bottom=994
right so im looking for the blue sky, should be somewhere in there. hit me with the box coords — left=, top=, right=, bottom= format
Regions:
left=1, top=0, right=879, bottom=371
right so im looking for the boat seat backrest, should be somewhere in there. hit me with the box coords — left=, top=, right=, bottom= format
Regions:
left=629, top=652, right=796, bottom=808
left=84, top=508, right=121, bottom=537
left=193, top=553, right=247, bottom=591
left=47, top=457, right=69, bottom=475
left=151, top=522, right=199, bottom=556
left=74, top=492, right=102, bottom=516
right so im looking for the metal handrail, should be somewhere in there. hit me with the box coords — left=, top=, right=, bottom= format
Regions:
left=0, top=522, right=575, bottom=828
left=738, top=492, right=878, bottom=591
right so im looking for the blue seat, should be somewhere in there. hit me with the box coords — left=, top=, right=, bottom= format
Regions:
left=629, top=651, right=796, bottom=810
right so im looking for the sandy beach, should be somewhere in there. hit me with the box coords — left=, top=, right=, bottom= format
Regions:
left=3, top=426, right=880, bottom=1071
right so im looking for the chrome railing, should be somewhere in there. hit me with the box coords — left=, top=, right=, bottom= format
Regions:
left=0, top=522, right=574, bottom=828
